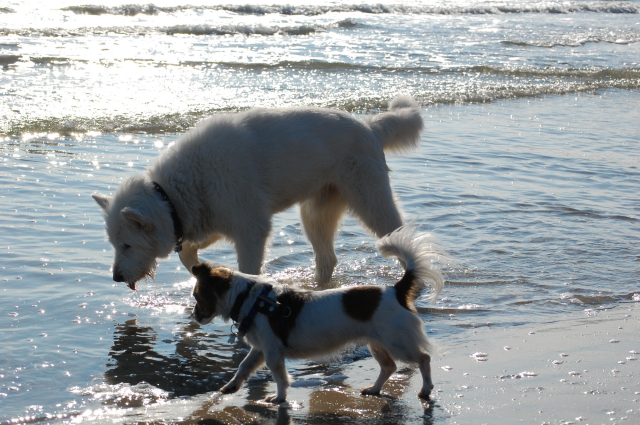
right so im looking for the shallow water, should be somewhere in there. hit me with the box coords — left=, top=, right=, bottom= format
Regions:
left=2, top=90, right=638, bottom=423
left=1, top=0, right=639, bottom=423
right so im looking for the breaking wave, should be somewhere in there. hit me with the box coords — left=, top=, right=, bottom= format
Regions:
left=3, top=66, right=638, bottom=136
left=60, top=2, right=640, bottom=16
left=0, top=23, right=329, bottom=37
left=503, top=31, right=640, bottom=47
left=8, top=54, right=640, bottom=80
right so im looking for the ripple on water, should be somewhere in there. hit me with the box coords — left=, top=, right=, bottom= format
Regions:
left=71, top=382, right=170, bottom=407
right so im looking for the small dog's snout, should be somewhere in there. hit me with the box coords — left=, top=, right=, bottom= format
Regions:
left=113, top=272, right=125, bottom=282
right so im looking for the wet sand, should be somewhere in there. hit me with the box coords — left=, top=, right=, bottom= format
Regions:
left=102, top=302, right=640, bottom=424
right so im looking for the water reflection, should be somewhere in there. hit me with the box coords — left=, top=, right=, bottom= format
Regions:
left=104, top=319, right=439, bottom=424
left=105, top=319, right=235, bottom=397
left=201, top=382, right=438, bottom=425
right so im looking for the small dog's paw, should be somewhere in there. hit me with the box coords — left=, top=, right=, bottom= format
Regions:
left=360, top=386, right=381, bottom=396
left=418, top=388, right=432, bottom=399
left=220, top=383, right=239, bottom=394
left=264, top=394, right=286, bottom=404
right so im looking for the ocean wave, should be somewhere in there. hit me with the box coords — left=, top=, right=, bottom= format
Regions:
left=6, top=50, right=640, bottom=81
left=5, top=22, right=639, bottom=41
left=503, top=32, right=640, bottom=47
left=14, top=53, right=640, bottom=81
left=61, top=4, right=188, bottom=16
left=0, top=23, right=329, bottom=37
left=465, top=66, right=640, bottom=80
left=0, top=54, right=20, bottom=65
left=162, top=23, right=324, bottom=36
left=3, top=74, right=639, bottom=136
left=172, top=59, right=372, bottom=70
left=60, top=2, right=640, bottom=16
left=7, top=55, right=401, bottom=69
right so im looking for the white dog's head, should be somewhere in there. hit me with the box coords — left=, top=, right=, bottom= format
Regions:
left=93, top=174, right=176, bottom=290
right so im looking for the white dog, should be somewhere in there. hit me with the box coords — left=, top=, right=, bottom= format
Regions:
left=93, top=96, right=424, bottom=289
left=191, top=227, right=445, bottom=403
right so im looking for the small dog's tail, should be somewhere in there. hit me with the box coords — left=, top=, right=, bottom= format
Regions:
left=364, top=96, right=424, bottom=153
left=376, top=226, right=445, bottom=305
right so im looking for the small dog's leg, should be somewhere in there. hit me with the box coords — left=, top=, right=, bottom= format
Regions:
left=361, top=344, right=397, bottom=395
left=263, top=351, right=289, bottom=403
left=418, top=353, right=434, bottom=399
left=221, top=347, right=265, bottom=394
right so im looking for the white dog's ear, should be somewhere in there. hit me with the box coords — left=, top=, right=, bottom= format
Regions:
left=121, top=207, right=153, bottom=230
left=92, top=193, right=111, bottom=210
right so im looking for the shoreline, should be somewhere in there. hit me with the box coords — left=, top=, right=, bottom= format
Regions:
left=84, top=302, right=640, bottom=424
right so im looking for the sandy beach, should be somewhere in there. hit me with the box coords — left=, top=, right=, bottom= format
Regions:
left=80, top=302, right=639, bottom=424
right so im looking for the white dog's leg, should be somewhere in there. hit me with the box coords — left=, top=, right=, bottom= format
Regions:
left=342, top=162, right=403, bottom=238
left=263, top=350, right=289, bottom=403
left=300, top=187, right=348, bottom=284
left=179, top=241, right=200, bottom=273
left=230, top=209, right=272, bottom=275
left=361, top=343, right=397, bottom=395
left=180, top=234, right=223, bottom=274
left=220, top=347, right=265, bottom=394
left=418, top=353, right=434, bottom=399
left=234, top=229, right=270, bottom=275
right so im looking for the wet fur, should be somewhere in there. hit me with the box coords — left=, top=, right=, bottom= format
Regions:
left=191, top=227, right=445, bottom=403
left=93, top=96, right=424, bottom=288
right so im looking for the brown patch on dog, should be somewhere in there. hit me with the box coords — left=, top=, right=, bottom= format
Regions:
left=393, top=269, right=419, bottom=312
left=192, top=263, right=234, bottom=321
left=342, top=286, right=382, bottom=321
left=268, top=288, right=313, bottom=346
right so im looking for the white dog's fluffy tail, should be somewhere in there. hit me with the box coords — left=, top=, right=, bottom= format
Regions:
left=376, top=226, right=445, bottom=302
left=364, top=96, right=424, bottom=153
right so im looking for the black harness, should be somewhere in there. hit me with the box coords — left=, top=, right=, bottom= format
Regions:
left=152, top=181, right=183, bottom=253
left=228, top=284, right=292, bottom=346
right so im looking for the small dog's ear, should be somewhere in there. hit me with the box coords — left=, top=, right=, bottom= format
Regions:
left=92, top=193, right=111, bottom=210
left=121, top=207, right=153, bottom=230
left=192, top=263, right=211, bottom=279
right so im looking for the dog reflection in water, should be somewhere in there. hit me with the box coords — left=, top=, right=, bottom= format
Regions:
left=191, top=227, right=445, bottom=403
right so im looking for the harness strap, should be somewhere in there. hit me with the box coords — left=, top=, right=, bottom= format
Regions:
left=237, top=284, right=275, bottom=337
left=229, top=282, right=255, bottom=323
left=229, top=284, right=293, bottom=347
left=278, top=297, right=291, bottom=347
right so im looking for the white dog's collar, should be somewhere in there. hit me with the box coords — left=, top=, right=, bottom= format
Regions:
left=152, top=181, right=184, bottom=253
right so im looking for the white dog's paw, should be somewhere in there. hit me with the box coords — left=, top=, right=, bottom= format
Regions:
left=264, top=394, right=287, bottom=404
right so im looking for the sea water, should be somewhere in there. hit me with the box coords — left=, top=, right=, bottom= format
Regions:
left=0, top=1, right=638, bottom=422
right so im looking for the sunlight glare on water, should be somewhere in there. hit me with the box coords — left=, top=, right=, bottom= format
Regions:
left=0, top=0, right=639, bottom=422
left=2, top=91, right=638, bottom=423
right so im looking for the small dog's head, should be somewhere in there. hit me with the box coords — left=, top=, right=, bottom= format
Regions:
left=93, top=175, right=176, bottom=290
left=191, top=263, right=234, bottom=325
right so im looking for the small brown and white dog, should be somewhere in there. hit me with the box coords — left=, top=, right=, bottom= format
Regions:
left=191, top=227, right=445, bottom=403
